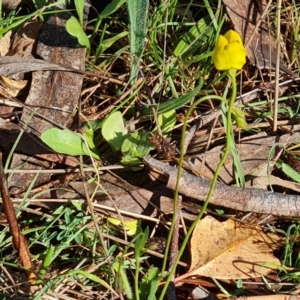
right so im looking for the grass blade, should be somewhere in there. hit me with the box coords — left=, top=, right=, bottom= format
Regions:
left=127, top=0, right=149, bottom=83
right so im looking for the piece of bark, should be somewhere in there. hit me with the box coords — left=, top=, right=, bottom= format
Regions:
left=9, top=11, right=85, bottom=194
left=143, top=156, right=300, bottom=217
left=21, top=13, right=84, bottom=133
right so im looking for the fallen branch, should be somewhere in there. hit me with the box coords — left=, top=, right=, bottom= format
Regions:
left=143, top=156, right=300, bottom=217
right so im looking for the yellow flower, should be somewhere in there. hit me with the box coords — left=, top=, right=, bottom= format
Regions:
left=212, top=30, right=247, bottom=70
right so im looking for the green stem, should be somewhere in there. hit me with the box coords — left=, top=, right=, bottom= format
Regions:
left=159, top=69, right=238, bottom=299
left=160, top=94, right=226, bottom=275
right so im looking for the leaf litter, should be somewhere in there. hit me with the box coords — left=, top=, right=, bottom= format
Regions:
left=0, top=0, right=300, bottom=299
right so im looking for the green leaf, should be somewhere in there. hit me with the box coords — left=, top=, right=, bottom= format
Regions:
left=74, top=0, right=84, bottom=27
left=102, top=111, right=128, bottom=151
left=66, top=16, right=90, bottom=49
left=39, top=246, right=55, bottom=275
left=82, top=127, right=100, bottom=157
left=67, top=269, right=117, bottom=294
left=41, top=128, right=100, bottom=159
left=71, top=200, right=82, bottom=211
left=121, top=131, right=151, bottom=164
left=99, top=0, right=126, bottom=19
left=96, top=31, right=128, bottom=55
left=113, top=261, right=133, bottom=299
left=135, top=226, right=149, bottom=256
left=141, top=83, right=203, bottom=116
left=127, top=0, right=149, bottom=82
left=282, top=162, right=300, bottom=183
left=0, top=0, right=67, bottom=37
left=156, top=109, right=176, bottom=134
left=140, top=267, right=161, bottom=300
left=174, top=16, right=212, bottom=60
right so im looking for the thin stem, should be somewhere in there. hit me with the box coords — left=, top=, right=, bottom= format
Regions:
left=159, top=94, right=227, bottom=299
left=159, top=69, right=238, bottom=299
left=273, top=0, right=282, bottom=132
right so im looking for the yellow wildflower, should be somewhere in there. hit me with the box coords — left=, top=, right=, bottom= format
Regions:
left=212, top=30, right=247, bottom=70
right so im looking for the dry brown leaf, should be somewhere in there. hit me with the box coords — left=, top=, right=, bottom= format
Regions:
left=193, top=131, right=300, bottom=185
left=0, top=22, right=43, bottom=97
left=193, top=132, right=275, bottom=184
left=0, top=31, right=12, bottom=56
left=8, top=21, right=43, bottom=58
left=57, top=172, right=175, bottom=221
left=189, top=216, right=281, bottom=279
left=177, top=216, right=282, bottom=281
left=222, top=0, right=294, bottom=75
left=246, top=175, right=300, bottom=193
left=0, top=75, right=29, bottom=96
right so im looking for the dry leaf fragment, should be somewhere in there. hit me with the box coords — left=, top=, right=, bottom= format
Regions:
left=0, top=31, right=13, bottom=56
left=186, top=216, right=282, bottom=280
left=2, top=0, right=23, bottom=10
left=193, top=132, right=276, bottom=184
left=0, top=22, right=44, bottom=97
left=8, top=21, right=43, bottom=58
left=223, top=0, right=294, bottom=75
left=0, top=75, right=29, bottom=97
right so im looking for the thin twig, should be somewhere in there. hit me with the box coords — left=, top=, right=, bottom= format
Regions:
left=273, top=0, right=282, bottom=132
left=0, top=151, right=34, bottom=280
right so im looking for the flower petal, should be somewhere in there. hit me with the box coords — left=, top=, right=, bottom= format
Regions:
left=227, top=42, right=247, bottom=70
left=224, top=30, right=243, bottom=45
left=213, top=30, right=247, bottom=70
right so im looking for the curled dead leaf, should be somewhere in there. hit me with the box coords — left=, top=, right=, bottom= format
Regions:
left=0, top=75, right=29, bottom=96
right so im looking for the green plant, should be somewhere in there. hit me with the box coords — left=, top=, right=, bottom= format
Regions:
left=66, top=0, right=129, bottom=60
left=66, top=0, right=90, bottom=49
left=41, top=128, right=100, bottom=160
left=134, top=225, right=162, bottom=300
left=92, top=0, right=127, bottom=62
left=282, top=222, right=300, bottom=269
left=66, top=15, right=90, bottom=49
left=111, top=224, right=163, bottom=299
left=159, top=29, right=248, bottom=299
left=41, top=104, right=176, bottom=165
